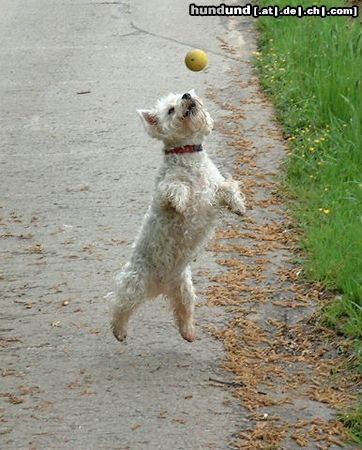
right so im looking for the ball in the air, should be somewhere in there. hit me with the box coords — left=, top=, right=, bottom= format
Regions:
left=185, top=49, right=208, bottom=72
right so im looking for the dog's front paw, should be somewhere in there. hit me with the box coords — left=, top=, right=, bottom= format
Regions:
left=159, top=181, right=190, bottom=214
left=232, top=203, right=246, bottom=216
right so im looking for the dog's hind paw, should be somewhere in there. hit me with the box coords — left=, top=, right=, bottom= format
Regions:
left=111, top=317, right=128, bottom=342
left=180, top=325, right=196, bottom=343
left=113, top=329, right=127, bottom=342
left=111, top=321, right=127, bottom=342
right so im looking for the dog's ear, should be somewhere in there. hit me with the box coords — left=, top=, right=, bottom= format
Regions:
left=188, top=88, right=196, bottom=97
left=137, top=110, right=159, bottom=138
left=137, top=110, right=157, bottom=126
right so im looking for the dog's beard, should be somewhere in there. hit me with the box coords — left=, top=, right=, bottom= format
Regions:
left=157, top=98, right=213, bottom=143
left=183, top=101, right=212, bottom=135
left=182, top=97, right=201, bottom=118
left=183, top=104, right=197, bottom=118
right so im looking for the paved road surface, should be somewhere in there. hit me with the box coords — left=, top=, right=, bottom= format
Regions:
left=0, top=1, right=253, bottom=448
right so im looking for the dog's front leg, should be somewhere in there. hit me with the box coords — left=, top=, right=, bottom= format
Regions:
left=218, top=178, right=246, bottom=216
left=159, top=181, right=190, bottom=213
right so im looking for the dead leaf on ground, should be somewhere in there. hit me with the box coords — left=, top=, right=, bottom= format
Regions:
left=29, top=243, right=43, bottom=253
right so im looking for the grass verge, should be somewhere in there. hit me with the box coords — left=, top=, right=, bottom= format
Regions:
left=255, top=0, right=362, bottom=443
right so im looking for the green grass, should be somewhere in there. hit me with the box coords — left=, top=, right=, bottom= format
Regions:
left=339, top=404, right=362, bottom=443
left=254, top=0, right=362, bottom=441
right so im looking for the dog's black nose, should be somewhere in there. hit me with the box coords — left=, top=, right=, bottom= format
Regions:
left=182, top=93, right=192, bottom=100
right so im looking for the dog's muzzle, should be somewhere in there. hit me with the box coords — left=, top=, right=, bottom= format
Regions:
left=182, top=99, right=197, bottom=117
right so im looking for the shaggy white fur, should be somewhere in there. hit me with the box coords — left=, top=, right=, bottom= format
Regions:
left=109, top=91, right=246, bottom=342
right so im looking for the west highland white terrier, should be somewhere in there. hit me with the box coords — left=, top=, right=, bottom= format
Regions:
left=109, top=90, right=246, bottom=342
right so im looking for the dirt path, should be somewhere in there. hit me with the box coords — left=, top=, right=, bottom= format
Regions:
left=0, top=1, right=244, bottom=449
left=203, top=18, right=357, bottom=450
left=0, top=1, right=356, bottom=449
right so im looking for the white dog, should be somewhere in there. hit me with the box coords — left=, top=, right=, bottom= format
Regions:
left=109, top=90, right=246, bottom=342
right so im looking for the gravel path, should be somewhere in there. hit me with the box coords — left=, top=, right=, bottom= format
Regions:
left=0, top=1, right=248, bottom=449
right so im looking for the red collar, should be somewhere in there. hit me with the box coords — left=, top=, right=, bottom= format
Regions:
left=164, top=144, right=203, bottom=155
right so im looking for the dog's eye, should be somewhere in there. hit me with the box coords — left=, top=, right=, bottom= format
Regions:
left=168, top=107, right=175, bottom=115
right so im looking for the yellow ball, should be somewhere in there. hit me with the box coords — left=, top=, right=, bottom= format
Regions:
left=185, top=49, right=208, bottom=72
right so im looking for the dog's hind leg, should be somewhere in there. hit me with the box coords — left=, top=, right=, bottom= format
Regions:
left=111, top=303, right=133, bottom=342
left=166, top=266, right=196, bottom=342
left=109, top=268, right=148, bottom=342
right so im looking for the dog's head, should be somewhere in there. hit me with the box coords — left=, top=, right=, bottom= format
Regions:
left=137, top=90, right=214, bottom=146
